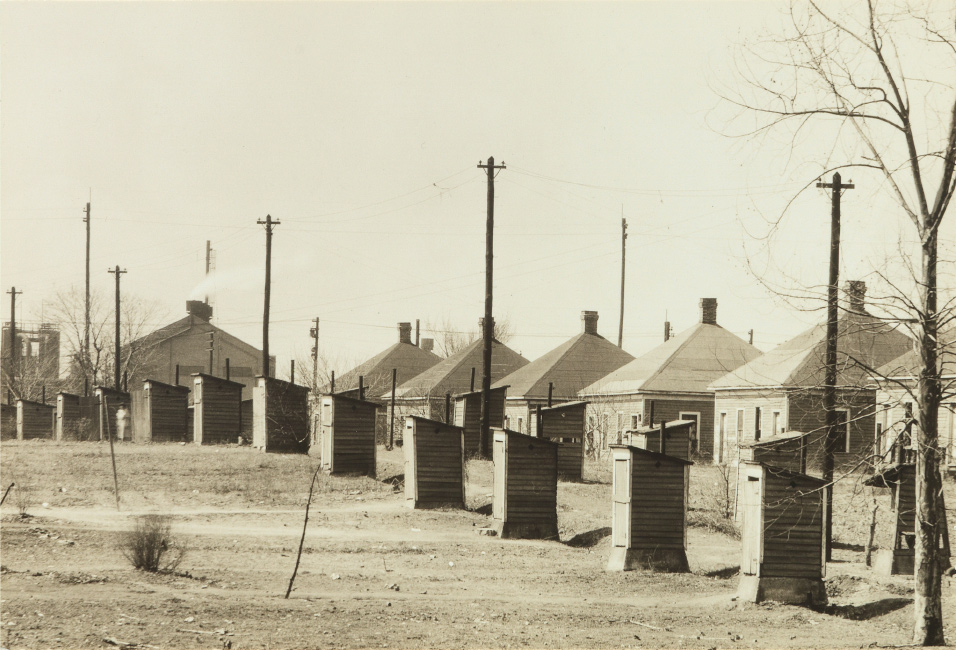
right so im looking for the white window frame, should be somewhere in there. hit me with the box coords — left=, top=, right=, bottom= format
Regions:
left=517, top=416, right=524, bottom=434
left=834, top=407, right=850, bottom=454
left=771, top=410, right=781, bottom=435
left=717, top=411, right=727, bottom=463
left=630, top=413, right=641, bottom=431
left=678, top=411, right=701, bottom=452
left=735, top=408, right=745, bottom=445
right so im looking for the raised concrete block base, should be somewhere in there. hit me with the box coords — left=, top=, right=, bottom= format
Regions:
left=737, top=575, right=827, bottom=607
left=405, top=500, right=465, bottom=510
left=873, top=549, right=914, bottom=576
left=493, top=520, right=559, bottom=540
left=606, top=547, right=690, bottom=572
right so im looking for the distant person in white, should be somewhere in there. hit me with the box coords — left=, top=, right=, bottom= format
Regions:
left=116, top=405, right=129, bottom=441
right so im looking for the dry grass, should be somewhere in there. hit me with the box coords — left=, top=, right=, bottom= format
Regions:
left=120, top=514, right=186, bottom=572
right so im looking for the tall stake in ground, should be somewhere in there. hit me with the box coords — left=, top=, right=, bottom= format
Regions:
left=258, top=214, right=280, bottom=378
left=108, top=266, right=127, bottom=391
left=816, top=172, right=852, bottom=562
left=84, top=201, right=91, bottom=394
left=477, top=156, right=505, bottom=459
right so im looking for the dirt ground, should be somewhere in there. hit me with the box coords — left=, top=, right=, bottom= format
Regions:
left=1, top=441, right=953, bottom=649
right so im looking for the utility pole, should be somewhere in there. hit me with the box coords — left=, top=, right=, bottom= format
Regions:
left=83, top=201, right=91, bottom=392
left=816, top=171, right=853, bottom=562
left=108, top=266, right=127, bottom=391
left=258, top=214, right=280, bottom=378
left=310, top=317, right=320, bottom=392
left=205, top=240, right=212, bottom=304
left=7, top=287, right=22, bottom=390
left=619, top=211, right=628, bottom=347
left=477, top=156, right=505, bottom=459
left=207, top=332, right=215, bottom=375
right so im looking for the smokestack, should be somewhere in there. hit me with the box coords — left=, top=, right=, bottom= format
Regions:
left=421, top=338, right=435, bottom=353
left=581, top=310, right=599, bottom=335
left=699, top=298, right=717, bottom=325
left=664, top=321, right=671, bottom=342
left=186, top=300, right=213, bottom=322
left=844, top=281, right=866, bottom=314
left=398, top=322, right=413, bottom=344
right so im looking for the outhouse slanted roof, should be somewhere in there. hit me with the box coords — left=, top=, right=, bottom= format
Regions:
left=608, top=443, right=694, bottom=466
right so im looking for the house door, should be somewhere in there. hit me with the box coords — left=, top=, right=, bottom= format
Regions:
left=492, top=437, right=506, bottom=520
left=740, top=475, right=762, bottom=576
left=611, top=455, right=631, bottom=548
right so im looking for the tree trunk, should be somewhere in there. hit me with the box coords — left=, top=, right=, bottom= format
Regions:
left=913, top=231, right=945, bottom=646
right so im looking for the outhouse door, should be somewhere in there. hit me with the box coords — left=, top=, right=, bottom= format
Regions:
left=740, top=473, right=763, bottom=576
left=321, top=399, right=334, bottom=468
left=492, top=436, right=506, bottom=520
left=611, top=452, right=631, bottom=548
left=403, top=419, right=416, bottom=501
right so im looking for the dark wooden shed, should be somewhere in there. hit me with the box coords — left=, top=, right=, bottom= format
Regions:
left=1, top=403, right=17, bottom=440
left=739, top=431, right=809, bottom=474
left=737, top=461, right=827, bottom=606
left=252, top=376, right=310, bottom=454
left=55, top=392, right=98, bottom=441
left=192, top=373, right=243, bottom=445
left=403, top=416, right=465, bottom=509
left=629, top=419, right=694, bottom=461
left=536, top=401, right=587, bottom=481
left=17, top=399, right=55, bottom=440
left=315, top=393, right=377, bottom=477
left=491, top=428, right=559, bottom=539
left=131, top=379, right=190, bottom=444
left=239, top=399, right=253, bottom=443
left=607, top=444, right=692, bottom=572
left=94, top=386, right=131, bottom=441
left=454, top=386, right=507, bottom=458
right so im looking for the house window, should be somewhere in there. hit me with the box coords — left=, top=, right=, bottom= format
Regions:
left=616, top=413, right=625, bottom=444
left=735, top=409, right=744, bottom=445
left=517, top=416, right=524, bottom=434
left=600, top=413, right=610, bottom=450
left=505, top=416, right=511, bottom=429
left=630, top=414, right=641, bottom=431
left=679, top=411, right=700, bottom=453
left=834, top=408, right=850, bottom=454
left=717, top=411, right=727, bottom=463
left=771, top=410, right=781, bottom=435
left=754, top=407, right=762, bottom=441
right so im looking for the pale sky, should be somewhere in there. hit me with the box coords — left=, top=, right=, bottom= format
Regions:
left=2, top=1, right=952, bottom=377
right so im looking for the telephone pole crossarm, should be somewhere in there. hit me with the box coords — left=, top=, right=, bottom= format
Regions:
left=257, top=215, right=281, bottom=378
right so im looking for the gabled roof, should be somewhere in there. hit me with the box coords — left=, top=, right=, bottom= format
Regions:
left=129, top=314, right=263, bottom=359
left=493, top=330, right=633, bottom=400
left=326, top=341, right=441, bottom=394
left=391, top=338, right=528, bottom=400
left=580, top=322, right=760, bottom=395
left=711, top=312, right=912, bottom=390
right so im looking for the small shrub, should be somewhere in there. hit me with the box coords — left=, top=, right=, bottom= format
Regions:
left=14, top=483, right=31, bottom=519
left=120, top=514, right=186, bottom=572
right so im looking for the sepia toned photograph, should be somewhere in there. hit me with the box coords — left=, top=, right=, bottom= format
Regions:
left=1, top=1, right=954, bottom=648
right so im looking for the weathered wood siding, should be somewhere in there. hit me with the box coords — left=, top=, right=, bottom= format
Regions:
left=404, top=416, right=464, bottom=509
left=894, top=464, right=916, bottom=545
left=538, top=402, right=586, bottom=480
left=17, top=400, right=55, bottom=440
left=788, top=389, right=876, bottom=475
left=95, top=387, right=131, bottom=441
left=131, top=389, right=149, bottom=443
left=632, top=420, right=694, bottom=461
left=621, top=447, right=690, bottom=552
left=454, top=387, right=507, bottom=458
left=493, top=428, right=558, bottom=534
left=758, top=465, right=826, bottom=580
left=1, top=404, right=17, bottom=440
left=584, top=394, right=713, bottom=457
left=192, top=374, right=243, bottom=445
left=56, top=394, right=98, bottom=441
left=320, top=394, right=377, bottom=476
left=740, top=436, right=807, bottom=474
left=252, top=377, right=310, bottom=454
left=137, top=380, right=190, bottom=443
left=56, top=393, right=80, bottom=441
left=713, top=390, right=789, bottom=464
left=240, top=399, right=253, bottom=442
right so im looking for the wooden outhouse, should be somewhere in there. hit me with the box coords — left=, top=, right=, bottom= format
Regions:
left=403, top=416, right=465, bottom=509
left=739, top=431, right=809, bottom=474
left=629, top=419, right=694, bottom=461
left=55, top=392, right=98, bottom=441
left=252, top=376, right=310, bottom=454
left=607, top=444, right=692, bottom=572
left=737, top=461, right=827, bottom=606
left=17, top=399, right=55, bottom=440
left=131, top=380, right=190, bottom=444
left=314, top=393, right=377, bottom=477
left=536, top=401, right=587, bottom=481
left=1, top=403, right=17, bottom=440
left=94, top=386, right=131, bottom=440
left=454, top=386, right=507, bottom=458
left=491, top=428, right=559, bottom=539
left=192, top=373, right=243, bottom=445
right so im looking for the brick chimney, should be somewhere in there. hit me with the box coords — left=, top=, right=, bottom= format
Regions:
left=398, top=322, right=413, bottom=344
left=186, top=300, right=212, bottom=322
left=421, top=337, right=434, bottom=353
left=581, top=311, right=599, bottom=335
left=699, top=298, right=717, bottom=325
left=844, top=281, right=866, bottom=314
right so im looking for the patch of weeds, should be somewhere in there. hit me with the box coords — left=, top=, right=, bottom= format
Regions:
left=119, top=514, right=186, bottom=573
left=14, top=483, right=32, bottom=519
left=688, top=509, right=740, bottom=539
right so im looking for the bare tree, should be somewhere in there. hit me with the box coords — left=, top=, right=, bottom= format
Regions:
left=722, top=2, right=955, bottom=643
left=422, top=314, right=515, bottom=359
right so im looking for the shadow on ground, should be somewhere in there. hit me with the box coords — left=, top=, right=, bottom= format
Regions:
left=563, top=527, right=611, bottom=548
left=824, top=597, right=911, bottom=620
